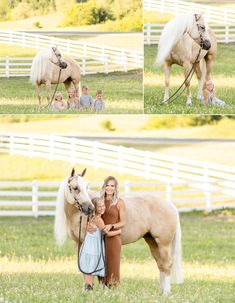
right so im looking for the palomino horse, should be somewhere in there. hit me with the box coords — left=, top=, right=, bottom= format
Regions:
left=30, top=46, right=81, bottom=106
left=156, top=13, right=217, bottom=105
left=54, top=169, right=183, bottom=296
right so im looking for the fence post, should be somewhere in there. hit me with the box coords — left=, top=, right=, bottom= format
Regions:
left=225, top=25, right=229, bottom=44
left=124, top=180, right=130, bottom=196
left=102, top=47, right=108, bottom=74
left=32, top=180, right=39, bottom=218
left=166, top=182, right=172, bottom=203
left=5, top=56, right=10, bottom=78
left=147, top=24, right=151, bottom=45
left=203, top=162, right=212, bottom=210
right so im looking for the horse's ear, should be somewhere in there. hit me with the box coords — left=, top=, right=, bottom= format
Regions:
left=71, top=168, right=75, bottom=177
left=81, top=168, right=87, bottom=177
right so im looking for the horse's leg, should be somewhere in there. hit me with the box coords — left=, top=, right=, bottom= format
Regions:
left=197, top=59, right=206, bottom=100
left=156, top=242, right=172, bottom=296
left=35, top=82, right=42, bottom=107
left=144, top=234, right=172, bottom=296
left=183, top=62, right=192, bottom=105
left=163, top=62, right=171, bottom=103
left=64, top=79, right=72, bottom=96
left=205, top=54, right=213, bottom=82
left=45, top=80, right=51, bottom=105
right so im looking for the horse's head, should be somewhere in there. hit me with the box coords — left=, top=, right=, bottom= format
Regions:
left=65, top=168, right=94, bottom=215
left=189, top=14, right=211, bottom=51
left=50, top=46, right=68, bottom=69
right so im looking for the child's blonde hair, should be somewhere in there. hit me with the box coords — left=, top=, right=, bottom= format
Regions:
left=96, top=89, right=102, bottom=95
left=55, top=91, right=63, bottom=101
left=93, top=197, right=104, bottom=211
left=82, top=85, right=88, bottom=90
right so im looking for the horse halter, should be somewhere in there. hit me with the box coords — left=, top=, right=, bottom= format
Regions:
left=194, top=14, right=204, bottom=49
left=68, top=182, right=83, bottom=211
left=52, top=47, right=67, bottom=69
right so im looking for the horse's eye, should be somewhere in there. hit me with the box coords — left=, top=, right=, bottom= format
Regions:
left=73, top=186, right=78, bottom=191
left=200, top=26, right=205, bottom=31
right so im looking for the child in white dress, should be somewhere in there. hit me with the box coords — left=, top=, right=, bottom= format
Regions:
left=79, top=197, right=121, bottom=291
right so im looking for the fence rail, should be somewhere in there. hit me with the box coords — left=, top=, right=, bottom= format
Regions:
left=144, top=23, right=235, bottom=45
left=144, top=0, right=235, bottom=25
left=0, top=133, right=235, bottom=186
left=0, top=179, right=234, bottom=217
left=0, top=56, right=135, bottom=78
left=0, top=30, right=143, bottom=75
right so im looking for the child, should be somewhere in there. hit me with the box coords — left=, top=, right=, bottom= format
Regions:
left=203, top=80, right=226, bottom=107
left=67, top=88, right=80, bottom=110
left=78, top=197, right=121, bottom=292
left=80, top=85, right=94, bottom=110
left=51, top=92, right=66, bottom=112
left=93, top=90, right=105, bottom=112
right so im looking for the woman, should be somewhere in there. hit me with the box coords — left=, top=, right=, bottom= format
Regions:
left=100, top=176, right=126, bottom=287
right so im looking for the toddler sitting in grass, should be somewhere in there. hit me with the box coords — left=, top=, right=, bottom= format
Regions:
left=93, top=90, right=105, bottom=113
left=80, top=85, right=94, bottom=110
left=67, top=88, right=80, bottom=110
left=202, top=80, right=226, bottom=107
left=51, top=92, right=67, bottom=112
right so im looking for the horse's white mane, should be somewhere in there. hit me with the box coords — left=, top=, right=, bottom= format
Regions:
left=156, top=14, right=195, bottom=65
left=30, top=47, right=53, bottom=84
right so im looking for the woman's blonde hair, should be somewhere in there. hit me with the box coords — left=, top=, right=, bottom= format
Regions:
left=100, top=176, right=119, bottom=206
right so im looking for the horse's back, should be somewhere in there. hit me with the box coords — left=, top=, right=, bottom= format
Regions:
left=121, top=195, right=178, bottom=245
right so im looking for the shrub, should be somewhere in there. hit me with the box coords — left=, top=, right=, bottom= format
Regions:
left=11, top=2, right=34, bottom=20
left=100, top=120, right=116, bottom=131
left=0, top=0, right=10, bottom=20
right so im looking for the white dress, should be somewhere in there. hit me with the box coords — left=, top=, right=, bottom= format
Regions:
left=78, top=229, right=105, bottom=277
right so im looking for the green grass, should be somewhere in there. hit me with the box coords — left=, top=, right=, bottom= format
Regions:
left=0, top=72, right=143, bottom=114
left=144, top=43, right=235, bottom=114
left=0, top=211, right=235, bottom=302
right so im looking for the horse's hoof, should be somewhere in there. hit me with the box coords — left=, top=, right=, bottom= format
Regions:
left=186, top=99, right=192, bottom=106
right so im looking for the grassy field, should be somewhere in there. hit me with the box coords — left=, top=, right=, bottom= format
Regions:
left=0, top=211, right=235, bottom=302
left=0, top=72, right=143, bottom=114
left=144, top=43, right=235, bottom=114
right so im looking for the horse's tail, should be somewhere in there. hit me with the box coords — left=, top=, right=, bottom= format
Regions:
left=54, top=180, right=68, bottom=246
left=171, top=207, right=184, bottom=284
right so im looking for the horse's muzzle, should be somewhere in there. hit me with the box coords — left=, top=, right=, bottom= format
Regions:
left=82, top=203, right=94, bottom=215
left=60, top=62, right=67, bottom=69
left=202, top=39, right=211, bottom=50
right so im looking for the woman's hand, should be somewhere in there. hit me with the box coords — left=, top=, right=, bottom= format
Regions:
left=104, top=224, right=112, bottom=232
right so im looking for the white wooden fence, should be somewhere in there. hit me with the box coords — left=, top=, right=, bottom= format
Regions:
left=0, top=179, right=234, bottom=217
left=1, top=134, right=235, bottom=186
left=144, top=0, right=235, bottom=25
left=0, top=30, right=143, bottom=76
left=0, top=55, right=134, bottom=78
left=144, top=23, right=235, bottom=45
